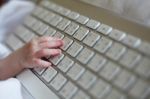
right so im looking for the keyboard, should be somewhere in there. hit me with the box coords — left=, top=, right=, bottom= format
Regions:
left=6, top=1, right=150, bottom=99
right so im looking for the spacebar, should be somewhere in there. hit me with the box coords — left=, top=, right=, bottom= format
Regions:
left=17, top=69, right=60, bottom=99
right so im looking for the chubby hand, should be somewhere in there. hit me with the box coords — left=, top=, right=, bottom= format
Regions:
left=11, top=36, right=64, bottom=69
left=0, top=36, right=64, bottom=80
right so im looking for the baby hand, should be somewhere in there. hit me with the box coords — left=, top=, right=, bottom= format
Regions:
left=11, top=36, right=63, bottom=69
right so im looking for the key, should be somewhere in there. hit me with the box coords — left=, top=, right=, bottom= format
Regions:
left=44, top=27, right=56, bottom=37
left=83, top=31, right=100, bottom=47
left=90, top=79, right=111, bottom=99
left=61, top=37, right=73, bottom=51
left=21, top=31, right=35, bottom=43
left=36, top=23, right=49, bottom=35
left=42, top=67, right=57, bottom=83
left=122, top=34, right=141, bottom=48
left=73, top=91, right=90, bottom=99
left=6, top=35, right=24, bottom=51
left=99, top=62, right=121, bottom=81
left=87, top=54, right=107, bottom=72
left=109, top=29, right=126, bottom=41
left=58, top=56, right=74, bottom=73
left=58, top=7, right=71, bottom=16
left=49, top=15, right=63, bottom=26
left=32, top=21, right=43, bottom=32
left=68, top=11, right=80, bottom=20
left=59, top=82, right=78, bottom=99
left=57, top=18, right=71, bottom=31
left=120, top=50, right=141, bottom=69
left=78, top=71, right=97, bottom=89
left=106, top=43, right=126, bottom=61
left=32, top=6, right=43, bottom=16
left=24, top=16, right=36, bottom=27
left=67, top=63, right=85, bottom=80
left=38, top=9, right=49, bottom=19
left=138, top=41, right=150, bottom=56
left=67, top=42, right=83, bottom=57
left=43, top=12, right=55, bottom=23
left=113, top=70, right=136, bottom=91
left=15, top=27, right=35, bottom=43
left=53, top=31, right=64, bottom=39
left=129, top=79, right=150, bottom=99
left=135, top=57, right=150, bottom=78
left=86, top=19, right=100, bottom=29
left=34, top=67, right=46, bottom=75
left=76, top=48, right=94, bottom=64
left=76, top=15, right=89, bottom=24
left=94, top=37, right=113, bottom=53
left=49, top=53, right=64, bottom=65
left=105, top=89, right=126, bottom=99
left=73, top=27, right=89, bottom=41
left=65, top=22, right=79, bottom=35
left=97, top=24, right=112, bottom=35
left=50, top=73, right=67, bottom=91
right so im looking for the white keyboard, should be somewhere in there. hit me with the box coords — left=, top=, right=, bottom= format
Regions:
left=6, top=1, right=150, bottom=99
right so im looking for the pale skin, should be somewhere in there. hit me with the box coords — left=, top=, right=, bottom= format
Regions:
left=0, top=36, right=64, bottom=80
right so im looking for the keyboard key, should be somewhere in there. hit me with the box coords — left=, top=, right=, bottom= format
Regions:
left=77, top=48, right=94, bottom=64
left=6, top=35, right=24, bottom=50
left=113, top=70, right=136, bottom=91
left=68, top=11, right=80, bottom=20
left=135, top=57, right=150, bottom=78
left=59, top=82, right=78, bottom=99
left=119, top=50, right=141, bottom=69
left=58, top=7, right=71, bottom=16
left=38, top=9, right=49, bottom=19
left=87, top=54, right=107, bottom=72
left=86, top=19, right=100, bottom=29
left=49, top=15, right=63, bottom=26
left=97, top=24, right=112, bottom=35
left=78, top=71, right=97, bottom=90
left=36, top=23, right=49, bottom=35
left=65, top=22, right=79, bottom=35
left=44, top=27, right=56, bottom=37
left=138, top=41, right=150, bottom=56
left=49, top=53, right=64, bottom=65
left=90, top=79, right=111, bottom=99
left=67, top=63, right=85, bottom=80
left=58, top=56, right=74, bottom=73
left=105, top=89, right=126, bottom=99
left=122, top=34, right=141, bottom=48
left=76, top=15, right=89, bottom=24
left=94, top=37, right=113, bottom=53
left=50, top=73, right=67, bottom=91
left=129, top=79, right=150, bottom=99
left=24, top=16, right=37, bottom=27
left=61, top=37, right=73, bottom=51
left=73, top=27, right=89, bottom=41
left=109, top=29, right=126, bottom=41
left=32, top=6, right=43, bottom=16
left=53, top=31, right=64, bottom=39
left=106, top=43, right=126, bottom=61
left=99, top=62, right=121, bottom=81
left=67, top=42, right=83, bottom=57
left=34, top=67, right=46, bottom=75
left=73, top=90, right=90, bottom=99
left=83, top=31, right=100, bottom=47
left=43, top=12, right=55, bottom=23
left=57, top=18, right=71, bottom=31
left=15, top=27, right=35, bottom=43
left=42, top=67, right=57, bottom=82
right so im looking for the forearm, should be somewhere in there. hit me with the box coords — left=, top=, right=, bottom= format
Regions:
left=0, top=55, right=24, bottom=80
